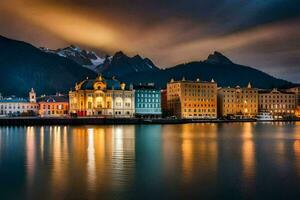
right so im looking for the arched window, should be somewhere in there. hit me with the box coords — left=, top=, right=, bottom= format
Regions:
left=96, top=97, right=104, bottom=108
left=115, top=97, right=123, bottom=108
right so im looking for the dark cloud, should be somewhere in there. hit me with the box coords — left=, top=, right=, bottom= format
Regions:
left=0, top=0, right=299, bottom=82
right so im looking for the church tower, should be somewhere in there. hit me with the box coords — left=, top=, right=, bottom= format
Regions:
left=29, top=88, right=36, bottom=103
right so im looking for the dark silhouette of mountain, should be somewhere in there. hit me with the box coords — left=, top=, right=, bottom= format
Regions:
left=117, top=51, right=295, bottom=89
left=40, top=45, right=106, bottom=71
left=0, top=35, right=96, bottom=96
left=95, top=51, right=160, bottom=77
left=0, top=36, right=296, bottom=96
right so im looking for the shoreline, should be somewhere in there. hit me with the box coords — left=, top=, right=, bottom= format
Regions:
left=0, top=117, right=299, bottom=126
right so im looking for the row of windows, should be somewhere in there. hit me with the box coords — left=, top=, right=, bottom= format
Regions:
left=183, top=98, right=215, bottom=102
left=41, top=104, right=68, bottom=110
left=223, top=95, right=257, bottom=98
left=260, top=99, right=294, bottom=103
left=85, top=93, right=132, bottom=98
left=222, top=90, right=257, bottom=94
left=87, top=102, right=131, bottom=109
left=137, top=99, right=160, bottom=103
left=183, top=103, right=216, bottom=108
left=183, top=114, right=216, bottom=117
left=260, top=104, right=295, bottom=109
left=0, top=105, right=37, bottom=109
left=224, top=104, right=256, bottom=108
left=136, top=94, right=159, bottom=98
left=137, top=103, right=160, bottom=108
left=183, top=108, right=216, bottom=113
left=45, top=110, right=68, bottom=115
left=183, top=92, right=215, bottom=96
left=224, top=109, right=257, bottom=113
left=224, top=99, right=257, bottom=103
left=260, top=95, right=295, bottom=99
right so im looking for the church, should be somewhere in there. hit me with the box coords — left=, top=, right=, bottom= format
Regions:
left=69, top=75, right=135, bottom=117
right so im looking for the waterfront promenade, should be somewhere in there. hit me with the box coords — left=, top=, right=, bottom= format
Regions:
left=0, top=117, right=299, bottom=126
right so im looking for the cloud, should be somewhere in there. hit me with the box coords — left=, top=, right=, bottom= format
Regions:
left=0, top=0, right=299, bottom=82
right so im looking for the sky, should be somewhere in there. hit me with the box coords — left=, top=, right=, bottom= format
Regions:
left=0, top=0, right=299, bottom=83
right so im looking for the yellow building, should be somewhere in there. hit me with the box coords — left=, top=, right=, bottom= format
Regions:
left=286, top=87, right=300, bottom=117
left=217, top=83, right=258, bottom=118
left=167, top=77, right=217, bottom=119
left=258, top=88, right=297, bottom=117
left=69, top=75, right=134, bottom=117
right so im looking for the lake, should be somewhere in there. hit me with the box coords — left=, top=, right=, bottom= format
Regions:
left=0, top=122, right=300, bottom=199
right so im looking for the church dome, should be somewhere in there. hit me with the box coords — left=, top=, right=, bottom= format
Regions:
left=75, top=75, right=128, bottom=90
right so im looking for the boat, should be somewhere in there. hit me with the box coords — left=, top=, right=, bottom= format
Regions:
left=256, top=112, right=274, bottom=121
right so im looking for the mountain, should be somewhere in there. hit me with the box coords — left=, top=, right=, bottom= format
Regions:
left=0, top=35, right=296, bottom=96
left=40, top=43, right=293, bottom=89
left=94, top=51, right=160, bottom=77
left=41, top=47, right=159, bottom=77
left=116, top=51, right=295, bottom=89
left=40, top=45, right=105, bottom=71
left=0, top=35, right=96, bottom=96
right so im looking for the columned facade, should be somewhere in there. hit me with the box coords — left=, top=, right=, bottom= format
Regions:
left=69, top=75, right=134, bottom=118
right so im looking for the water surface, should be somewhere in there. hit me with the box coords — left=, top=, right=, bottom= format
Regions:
left=0, top=122, right=300, bottom=199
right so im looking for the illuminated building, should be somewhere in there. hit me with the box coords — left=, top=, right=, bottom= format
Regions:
left=167, top=77, right=217, bottom=119
left=258, top=88, right=297, bottom=117
left=38, top=95, right=69, bottom=117
left=69, top=75, right=134, bottom=117
left=217, top=83, right=258, bottom=118
left=286, top=87, right=300, bottom=106
left=0, top=88, right=38, bottom=116
left=286, top=87, right=300, bottom=117
left=134, top=83, right=161, bottom=118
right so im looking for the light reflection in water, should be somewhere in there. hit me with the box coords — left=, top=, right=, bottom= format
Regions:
left=26, top=126, right=35, bottom=187
left=111, top=126, right=135, bottom=189
left=87, top=128, right=96, bottom=190
left=0, top=123, right=299, bottom=199
left=242, top=123, right=255, bottom=184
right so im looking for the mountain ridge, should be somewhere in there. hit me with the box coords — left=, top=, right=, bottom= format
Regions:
left=0, top=35, right=97, bottom=96
left=0, top=35, right=297, bottom=96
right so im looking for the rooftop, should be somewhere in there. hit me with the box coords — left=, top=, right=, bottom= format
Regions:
left=37, top=95, right=69, bottom=103
left=0, top=98, right=29, bottom=103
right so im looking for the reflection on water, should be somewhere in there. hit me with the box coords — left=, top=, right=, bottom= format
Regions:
left=0, top=122, right=300, bottom=199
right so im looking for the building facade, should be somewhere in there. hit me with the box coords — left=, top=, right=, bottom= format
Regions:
left=160, top=89, right=168, bottom=117
left=38, top=95, right=69, bottom=117
left=134, top=84, right=161, bottom=117
left=286, top=87, right=300, bottom=117
left=217, top=83, right=258, bottom=118
left=69, top=75, right=135, bottom=117
left=286, top=87, right=300, bottom=106
left=167, top=78, right=217, bottom=119
left=0, top=89, right=38, bottom=116
left=258, top=88, right=297, bottom=117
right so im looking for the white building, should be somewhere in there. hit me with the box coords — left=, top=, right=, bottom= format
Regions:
left=0, top=89, right=39, bottom=117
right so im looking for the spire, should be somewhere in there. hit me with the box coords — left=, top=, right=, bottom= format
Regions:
left=247, top=82, right=252, bottom=88
left=97, top=74, right=103, bottom=81
left=211, top=78, right=215, bottom=83
left=182, top=76, right=186, bottom=81
left=29, top=88, right=36, bottom=103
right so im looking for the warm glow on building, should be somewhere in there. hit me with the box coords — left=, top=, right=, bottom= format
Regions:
left=167, top=77, right=217, bottom=119
left=258, top=88, right=297, bottom=117
left=217, top=83, right=258, bottom=118
left=38, top=95, right=69, bottom=117
left=69, top=75, right=134, bottom=117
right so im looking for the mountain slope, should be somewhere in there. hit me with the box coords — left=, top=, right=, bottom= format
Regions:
left=0, top=36, right=96, bottom=96
left=95, top=51, right=160, bottom=77
left=118, top=52, right=294, bottom=89
left=40, top=45, right=106, bottom=71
